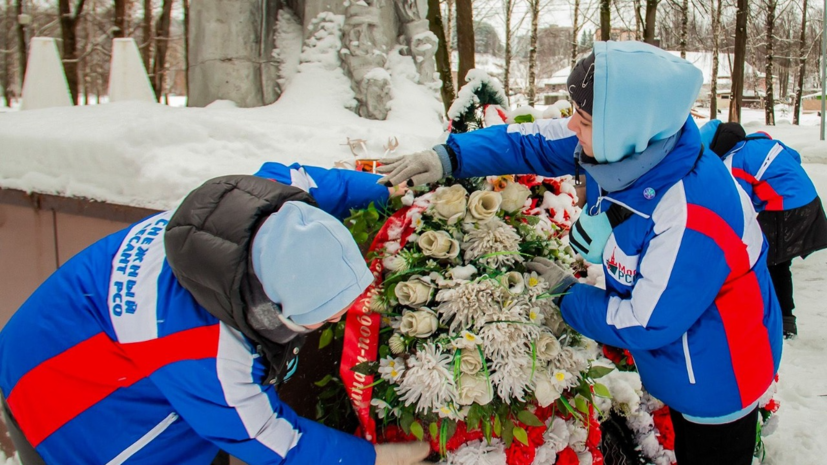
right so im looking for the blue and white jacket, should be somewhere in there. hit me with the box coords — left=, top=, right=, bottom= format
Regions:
left=0, top=164, right=385, bottom=464
left=722, top=135, right=817, bottom=212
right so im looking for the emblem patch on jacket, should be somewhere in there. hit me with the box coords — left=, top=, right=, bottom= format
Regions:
left=603, top=235, right=638, bottom=286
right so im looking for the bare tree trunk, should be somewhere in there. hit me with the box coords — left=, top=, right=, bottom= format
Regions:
left=600, top=0, right=611, bottom=41
left=643, top=0, right=658, bottom=44
left=792, top=0, right=808, bottom=125
left=444, top=0, right=453, bottom=63
left=728, top=0, right=748, bottom=123
left=571, top=0, right=581, bottom=69
left=764, top=0, right=776, bottom=124
left=58, top=0, right=88, bottom=104
left=15, top=0, right=26, bottom=83
left=113, top=0, right=126, bottom=38
left=680, top=0, right=688, bottom=58
left=428, top=0, right=455, bottom=113
left=527, top=0, right=539, bottom=105
left=455, top=0, right=474, bottom=85
left=710, top=0, right=722, bottom=117
left=2, top=0, right=12, bottom=106
left=150, top=0, right=172, bottom=101
left=141, top=0, right=152, bottom=71
left=183, top=0, right=188, bottom=103
left=634, top=0, right=642, bottom=39
left=504, top=0, right=515, bottom=103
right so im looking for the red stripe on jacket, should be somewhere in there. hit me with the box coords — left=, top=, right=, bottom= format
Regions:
left=732, top=168, right=784, bottom=210
left=686, top=204, right=774, bottom=407
left=7, top=324, right=221, bottom=447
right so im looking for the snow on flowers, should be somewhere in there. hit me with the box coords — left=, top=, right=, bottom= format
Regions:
left=343, top=175, right=612, bottom=465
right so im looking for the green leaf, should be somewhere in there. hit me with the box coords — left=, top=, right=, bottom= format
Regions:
left=587, top=365, right=615, bottom=379
left=513, top=113, right=535, bottom=124
left=517, top=409, right=544, bottom=427
left=400, top=412, right=414, bottom=435
left=482, top=417, right=493, bottom=443
left=493, top=413, right=502, bottom=437
left=429, top=422, right=439, bottom=439
left=354, top=231, right=369, bottom=244
left=378, top=345, right=389, bottom=359
left=466, top=405, right=482, bottom=431
left=314, top=374, right=334, bottom=388
left=318, top=388, right=339, bottom=400
left=410, top=421, right=424, bottom=441
left=334, top=320, right=346, bottom=339
left=558, top=397, right=580, bottom=419
left=350, top=361, right=379, bottom=375
left=513, top=426, right=529, bottom=446
left=318, top=327, right=334, bottom=349
left=502, top=418, right=514, bottom=447
left=574, top=395, right=589, bottom=415
left=593, top=382, right=612, bottom=399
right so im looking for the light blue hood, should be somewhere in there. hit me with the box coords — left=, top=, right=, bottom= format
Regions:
left=592, top=41, right=703, bottom=163
left=698, top=119, right=721, bottom=149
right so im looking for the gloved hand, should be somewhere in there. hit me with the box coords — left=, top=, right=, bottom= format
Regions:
left=374, top=442, right=431, bottom=465
left=525, top=257, right=578, bottom=305
left=374, top=149, right=444, bottom=187
left=569, top=206, right=613, bottom=264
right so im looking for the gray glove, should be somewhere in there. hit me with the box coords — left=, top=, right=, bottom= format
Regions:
left=374, top=442, right=431, bottom=465
left=375, top=149, right=444, bottom=187
left=525, top=257, right=578, bottom=305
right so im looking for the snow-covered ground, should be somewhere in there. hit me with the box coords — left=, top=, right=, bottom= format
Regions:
left=1, top=56, right=826, bottom=463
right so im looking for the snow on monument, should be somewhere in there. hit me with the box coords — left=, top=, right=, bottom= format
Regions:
left=20, top=38, right=73, bottom=111
left=108, top=38, right=157, bottom=103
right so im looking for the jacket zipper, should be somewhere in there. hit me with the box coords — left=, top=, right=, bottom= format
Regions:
left=682, top=332, right=696, bottom=384
left=106, top=412, right=179, bottom=465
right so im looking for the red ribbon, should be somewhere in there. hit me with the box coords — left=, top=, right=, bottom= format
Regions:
left=340, top=207, right=418, bottom=443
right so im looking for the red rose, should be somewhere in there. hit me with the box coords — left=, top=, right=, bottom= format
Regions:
left=652, top=406, right=675, bottom=451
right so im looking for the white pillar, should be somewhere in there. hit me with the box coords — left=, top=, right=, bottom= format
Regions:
left=20, top=38, right=73, bottom=111
left=108, top=38, right=157, bottom=103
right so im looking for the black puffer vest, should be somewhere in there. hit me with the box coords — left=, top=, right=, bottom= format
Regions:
left=164, top=175, right=316, bottom=385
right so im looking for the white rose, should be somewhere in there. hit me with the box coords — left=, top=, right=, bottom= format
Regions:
left=417, top=230, right=460, bottom=259
left=536, top=333, right=562, bottom=360
left=448, top=264, right=477, bottom=281
left=460, top=348, right=482, bottom=374
left=499, top=271, right=525, bottom=294
left=466, top=191, right=502, bottom=222
left=534, top=371, right=562, bottom=407
left=500, top=182, right=531, bottom=213
left=431, top=184, right=468, bottom=224
left=394, top=276, right=433, bottom=307
left=399, top=308, right=439, bottom=338
left=457, top=374, right=493, bottom=406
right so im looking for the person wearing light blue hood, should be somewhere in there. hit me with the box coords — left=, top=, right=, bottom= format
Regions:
left=0, top=174, right=430, bottom=465
left=374, top=41, right=782, bottom=465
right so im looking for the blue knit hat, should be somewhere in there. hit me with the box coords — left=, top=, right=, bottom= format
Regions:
left=251, top=201, right=373, bottom=326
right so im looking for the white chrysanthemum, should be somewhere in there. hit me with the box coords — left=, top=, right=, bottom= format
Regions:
left=542, top=416, right=571, bottom=453
left=489, top=356, right=533, bottom=402
left=442, top=439, right=506, bottom=465
left=555, top=346, right=589, bottom=374
left=478, top=301, right=540, bottom=361
left=567, top=421, right=589, bottom=452
left=378, top=356, right=406, bottom=383
left=462, top=218, right=524, bottom=268
left=397, top=342, right=458, bottom=414
left=436, top=280, right=505, bottom=333
left=368, top=289, right=389, bottom=313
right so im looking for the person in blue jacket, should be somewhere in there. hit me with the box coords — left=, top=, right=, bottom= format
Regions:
left=374, top=42, right=782, bottom=465
left=0, top=165, right=428, bottom=465
left=699, top=120, right=827, bottom=337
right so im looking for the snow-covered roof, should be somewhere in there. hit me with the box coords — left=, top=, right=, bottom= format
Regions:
left=667, top=51, right=764, bottom=83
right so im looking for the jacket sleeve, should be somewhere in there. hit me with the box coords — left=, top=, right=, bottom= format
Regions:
left=559, top=197, right=733, bottom=350
left=255, top=162, right=389, bottom=220
left=149, top=323, right=376, bottom=465
left=447, top=118, right=580, bottom=179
